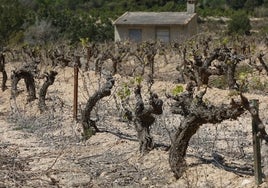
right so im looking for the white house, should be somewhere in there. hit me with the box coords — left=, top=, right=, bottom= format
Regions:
left=113, top=0, right=198, bottom=43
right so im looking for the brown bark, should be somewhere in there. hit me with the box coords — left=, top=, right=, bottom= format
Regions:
left=94, top=56, right=103, bottom=76
left=132, top=42, right=157, bottom=78
left=94, top=52, right=110, bottom=76
left=240, top=94, right=268, bottom=142
left=218, top=48, right=244, bottom=89
left=11, top=63, right=37, bottom=102
left=1, top=70, right=7, bottom=91
left=193, top=51, right=219, bottom=87
left=167, top=83, right=246, bottom=179
left=180, top=47, right=244, bottom=89
left=85, top=46, right=91, bottom=71
left=0, top=53, right=7, bottom=91
left=47, top=46, right=72, bottom=67
left=85, top=43, right=98, bottom=71
left=133, top=85, right=163, bottom=154
left=226, top=61, right=238, bottom=89
left=181, top=48, right=220, bottom=87
left=111, top=56, right=121, bottom=75
left=109, top=42, right=129, bottom=75
left=81, top=76, right=115, bottom=140
left=38, top=71, right=58, bottom=113
left=144, top=42, right=157, bottom=79
left=258, top=53, right=268, bottom=76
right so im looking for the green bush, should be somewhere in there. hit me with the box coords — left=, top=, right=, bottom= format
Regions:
left=227, top=11, right=251, bottom=35
left=0, top=0, right=28, bottom=45
left=265, top=0, right=268, bottom=7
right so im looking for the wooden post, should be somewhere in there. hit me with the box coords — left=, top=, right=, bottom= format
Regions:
left=73, top=57, right=79, bottom=121
left=251, top=99, right=262, bottom=185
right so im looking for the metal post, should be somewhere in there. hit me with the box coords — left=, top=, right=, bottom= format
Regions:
left=251, top=99, right=262, bottom=185
left=73, top=57, right=79, bottom=121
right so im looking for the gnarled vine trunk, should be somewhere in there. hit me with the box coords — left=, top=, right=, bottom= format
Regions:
left=81, top=76, right=115, bottom=140
left=0, top=53, right=7, bottom=91
left=109, top=42, right=129, bottom=75
left=38, top=71, right=58, bottom=112
left=226, top=60, right=238, bottom=89
left=94, top=53, right=110, bottom=76
left=258, top=53, right=268, bottom=75
left=111, top=56, right=121, bottom=75
left=180, top=46, right=245, bottom=89
left=240, top=94, right=268, bottom=142
left=11, top=63, right=37, bottom=102
left=169, top=116, right=202, bottom=178
left=168, top=83, right=246, bottom=179
left=133, top=85, right=163, bottom=154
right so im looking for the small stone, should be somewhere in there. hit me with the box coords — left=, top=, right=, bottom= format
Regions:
left=100, top=171, right=107, bottom=177
left=240, top=179, right=252, bottom=187
left=142, top=177, right=148, bottom=181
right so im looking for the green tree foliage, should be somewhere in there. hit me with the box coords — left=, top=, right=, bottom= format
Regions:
left=26, top=0, right=114, bottom=44
left=199, top=0, right=226, bottom=9
left=1, top=0, right=267, bottom=46
left=198, top=0, right=233, bottom=17
left=228, top=11, right=251, bottom=35
left=244, top=0, right=264, bottom=11
left=226, top=0, right=247, bottom=10
left=0, top=0, right=29, bottom=45
left=28, top=0, right=189, bottom=44
left=265, top=0, right=268, bottom=7
left=256, top=0, right=264, bottom=5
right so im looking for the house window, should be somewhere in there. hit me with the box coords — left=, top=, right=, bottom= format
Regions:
left=156, top=28, right=170, bottom=43
left=129, top=29, right=142, bottom=42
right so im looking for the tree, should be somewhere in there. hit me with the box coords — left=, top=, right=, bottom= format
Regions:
left=226, top=0, right=246, bottom=10
left=244, top=0, right=259, bottom=11
left=265, top=0, right=268, bottom=7
left=24, top=20, right=58, bottom=45
left=228, top=11, right=251, bottom=35
left=0, top=0, right=28, bottom=45
left=200, top=0, right=226, bottom=9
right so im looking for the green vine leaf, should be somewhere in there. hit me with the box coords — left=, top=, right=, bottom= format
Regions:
left=134, top=76, right=143, bottom=85
left=222, top=37, right=229, bottom=46
left=80, top=37, right=89, bottom=48
left=172, top=85, right=184, bottom=96
left=238, top=72, right=247, bottom=81
left=117, top=83, right=131, bottom=100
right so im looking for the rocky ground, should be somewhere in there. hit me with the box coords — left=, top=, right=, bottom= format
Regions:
left=1, top=55, right=268, bottom=188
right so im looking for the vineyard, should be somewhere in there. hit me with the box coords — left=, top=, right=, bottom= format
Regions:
left=1, top=35, right=268, bottom=187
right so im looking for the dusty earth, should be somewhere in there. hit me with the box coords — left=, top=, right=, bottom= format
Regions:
left=1, top=53, right=268, bottom=188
